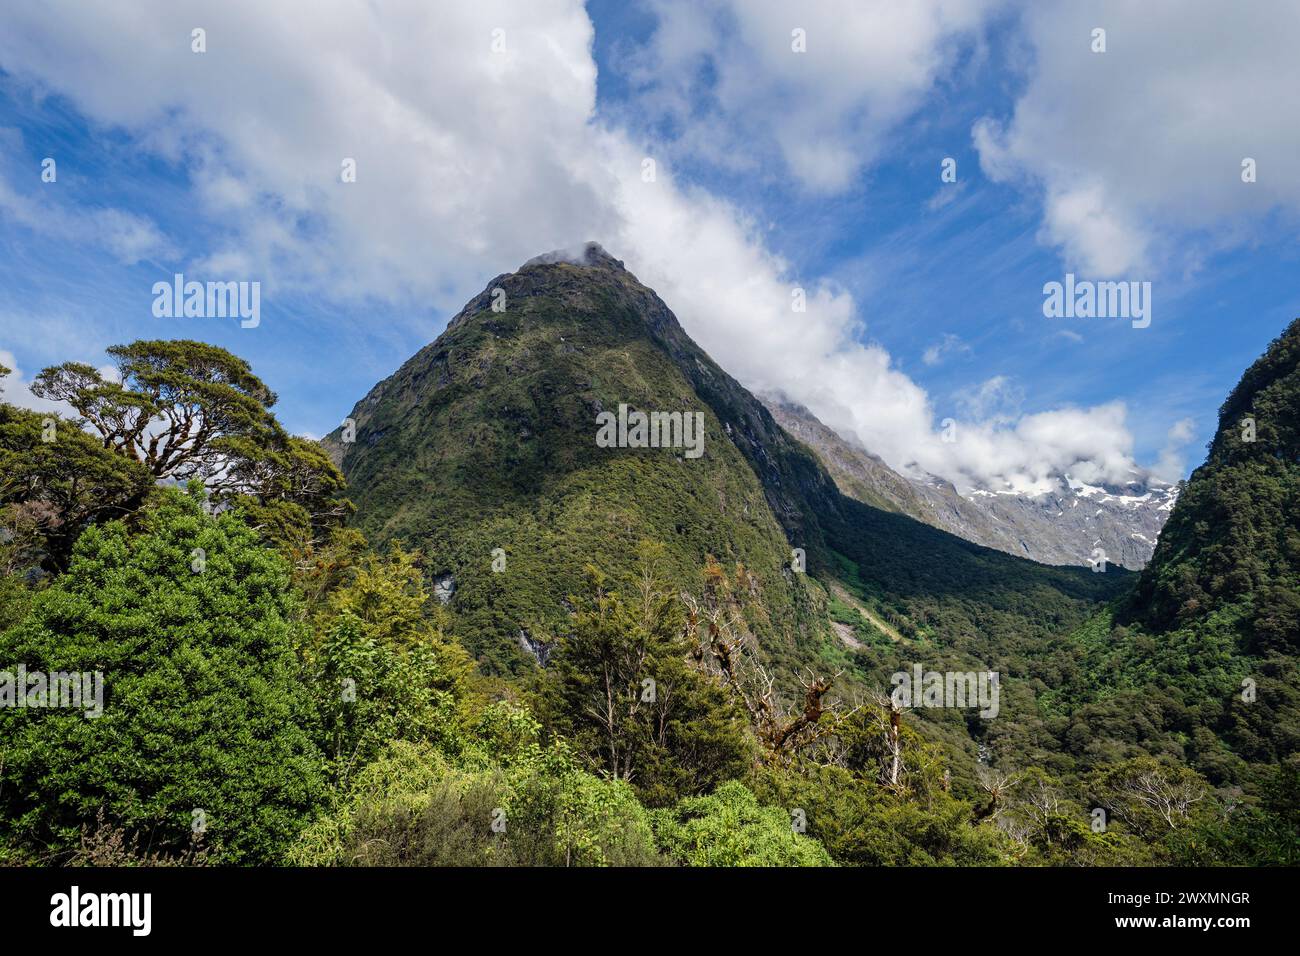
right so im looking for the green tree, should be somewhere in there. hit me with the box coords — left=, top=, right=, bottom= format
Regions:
left=0, top=486, right=325, bottom=863
left=0, top=401, right=153, bottom=570
left=751, top=758, right=1011, bottom=866
left=307, top=543, right=478, bottom=787
left=31, top=340, right=350, bottom=543
left=292, top=728, right=663, bottom=867
left=535, top=543, right=751, bottom=807
left=1087, top=756, right=1209, bottom=841
left=651, top=780, right=834, bottom=866
left=1170, top=758, right=1300, bottom=865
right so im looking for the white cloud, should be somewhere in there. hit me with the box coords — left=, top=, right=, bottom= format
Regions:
left=0, top=1, right=610, bottom=302
left=623, top=0, right=1002, bottom=192
left=954, top=374, right=1022, bottom=421
left=925, top=179, right=967, bottom=211
left=922, top=332, right=971, bottom=366
left=1153, top=416, right=1197, bottom=482
left=0, top=0, right=1161, bottom=496
left=974, top=0, right=1300, bottom=277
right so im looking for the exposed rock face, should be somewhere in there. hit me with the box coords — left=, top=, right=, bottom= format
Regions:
left=517, top=629, right=552, bottom=666
left=764, top=398, right=1177, bottom=570
left=432, top=572, right=456, bottom=605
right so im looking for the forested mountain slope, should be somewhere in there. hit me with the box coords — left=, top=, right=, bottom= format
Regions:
left=328, top=243, right=1125, bottom=680
left=1075, top=317, right=1300, bottom=785
left=3, top=273, right=1293, bottom=869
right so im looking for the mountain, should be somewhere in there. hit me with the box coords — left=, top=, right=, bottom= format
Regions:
left=326, top=243, right=1125, bottom=683
left=764, top=398, right=1176, bottom=570
left=1129, top=317, right=1300, bottom=636
left=1056, top=318, right=1300, bottom=787
left=325, top=243, right=833, bottom=673
left=320, top=246, right=1298, bottom=841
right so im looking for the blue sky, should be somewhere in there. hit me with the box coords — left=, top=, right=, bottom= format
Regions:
left=1, top=1, right=1298, bottom=494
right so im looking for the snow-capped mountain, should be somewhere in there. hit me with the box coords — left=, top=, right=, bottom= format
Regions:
left=764, top=398, right=1178, bottom=570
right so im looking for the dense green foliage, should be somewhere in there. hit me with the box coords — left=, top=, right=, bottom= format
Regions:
left=1, top=274, right=1295, bottom=867
left=30, top=340, right=351, bottom=554
left=1006, top=318, right=1300, bottom=791
left=0, top=394, right=153, bottom=570
left=530, top=546, right=752, bottom=808
left=0, top=484, right=828, bottom=867
left=651, top=780, right=833, bottom=866
left=0, top=488, right=324, bottom=863
left=1134, top=317, right=1300, bottom=631
left=291, top=727, right=666, bottom=867
left=328, top=258, right=823, bottom=676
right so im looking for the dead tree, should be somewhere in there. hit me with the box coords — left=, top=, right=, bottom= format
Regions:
left=974, top=766, right=1016, bottom=821
left=682, top=558, right=847, bottom=761
left=863, top=689, right=907, bottom=792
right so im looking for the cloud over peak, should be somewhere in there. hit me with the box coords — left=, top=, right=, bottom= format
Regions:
left=0, top=0, right=1206, bottom=495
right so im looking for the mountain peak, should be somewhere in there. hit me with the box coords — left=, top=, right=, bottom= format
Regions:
left=520, top=241, right=625, bottom=272
left=440, top=242, right=634, bottom=337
